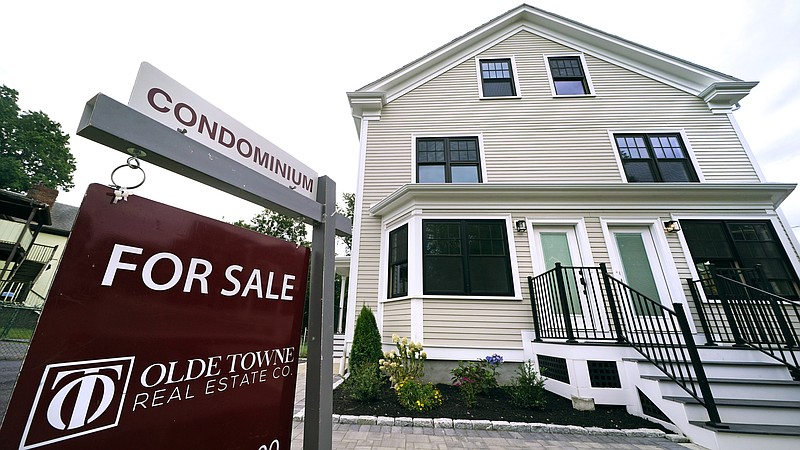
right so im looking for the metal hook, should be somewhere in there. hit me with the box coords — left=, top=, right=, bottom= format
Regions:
left=110, top=157, right=146, bottom=203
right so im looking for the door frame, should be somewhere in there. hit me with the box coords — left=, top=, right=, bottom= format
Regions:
left=600, top=218, right=686, bottom=309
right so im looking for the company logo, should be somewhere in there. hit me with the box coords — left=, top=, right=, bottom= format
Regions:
left=20, top=357, right=135, bottom=449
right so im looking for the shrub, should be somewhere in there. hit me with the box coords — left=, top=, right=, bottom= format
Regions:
left=343, top=363, right=383, bottom=402
left=348, top=305, right=382, bottom=373
left=451, top=353, right=503, bottom=403
left=507, top=360, right=547, bottom=409
left=395, top=378, right=442, bottom=412
left=379, top=335, right=426, bottom=389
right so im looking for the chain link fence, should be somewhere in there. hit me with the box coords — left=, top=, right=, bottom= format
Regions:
left=0, top=304, right=41, bottom=360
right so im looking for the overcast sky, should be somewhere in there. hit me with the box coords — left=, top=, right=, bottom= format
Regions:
left=2, top=0, right=798, bottom=238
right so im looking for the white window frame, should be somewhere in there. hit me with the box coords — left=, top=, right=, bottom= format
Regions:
left=607, top=129, right=705, bottom=183
left=475, top=56, right=522, bottom=99
left=410, top=133, right=488, bottom=184
left=544, top=53, right=595, bottom=97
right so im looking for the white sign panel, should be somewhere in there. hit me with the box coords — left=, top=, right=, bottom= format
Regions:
left=129, top=62, right=317, bottom=199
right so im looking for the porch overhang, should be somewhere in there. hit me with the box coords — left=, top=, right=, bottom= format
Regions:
left=369, top=183, right=796, bottom=218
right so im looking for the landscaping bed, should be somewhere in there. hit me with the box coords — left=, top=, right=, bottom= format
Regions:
left=333, top=381, right=669, bottom=431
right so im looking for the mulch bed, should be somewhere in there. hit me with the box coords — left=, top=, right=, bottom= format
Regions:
left=333, top=381, right=669, bottom=431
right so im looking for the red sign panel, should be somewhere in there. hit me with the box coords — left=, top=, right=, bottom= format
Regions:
left=0, top=184, right=309, bottom=449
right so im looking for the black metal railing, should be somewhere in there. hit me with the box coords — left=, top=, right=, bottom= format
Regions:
left=528, top=262, right=724, bottom=427
left=689, top=271, right=800, bottom=379
left=25, top=243, right=57, bottom=264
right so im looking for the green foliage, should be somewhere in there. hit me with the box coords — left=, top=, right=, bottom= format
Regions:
left=379, top=334, right=426, bottom=389
left=395, top=378, right=442, bottom=412
left=506, top=360, right=547, bottom=410
left=340, top=192, right=355, bottom=255
left=232, top=209, right=309, bottom=246
left=343, top=363, right=384, bottom=402
left=348, top=305, right=382, bottom=373
left=0, top=85, right=76, bottom=192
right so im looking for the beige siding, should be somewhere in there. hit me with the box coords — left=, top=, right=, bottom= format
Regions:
left=353, top=29, right=765, bottom=353
left=382, top=300, right=411, bottom=342
left=422, top=300, right=532, bottom=349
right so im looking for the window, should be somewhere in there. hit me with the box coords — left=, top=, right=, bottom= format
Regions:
left=615, top=133, right=698, bottom=182
left=388, top=224, right=408, bottom=298
left=423, top=219, right=514, bottom=296
left=682, top=220, right=800, bottom=298
left=548, top=56, right=590, bottom=95
left=417, top=137, right=481, bottom=183
left=480, top=59, right=516, bottom=97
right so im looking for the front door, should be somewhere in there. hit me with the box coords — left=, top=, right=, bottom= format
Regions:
left=532, top=226, right=593, bottom=328
left=609, top=226, right=670, bottom=316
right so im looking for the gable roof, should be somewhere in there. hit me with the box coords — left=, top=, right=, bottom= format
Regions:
left=347, top=3, right=756, bottom=128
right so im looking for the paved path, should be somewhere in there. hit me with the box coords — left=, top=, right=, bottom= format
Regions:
left=290, top=361, right=705, bottom=449
left=1, top=360, right=705, bottom=448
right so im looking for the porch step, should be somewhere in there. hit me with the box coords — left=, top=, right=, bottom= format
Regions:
left=689, top=421, right=800, bottom=437
left=641, top=374, right=800, bottom=400
left=663, top=395, right=800, bottom=426
left=626, top=357, right=794, bottom=380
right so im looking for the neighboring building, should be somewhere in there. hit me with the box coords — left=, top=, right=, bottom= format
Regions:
left=1, top=191, right=77, bottom=308
left=344, top=5, right=800, bottom=449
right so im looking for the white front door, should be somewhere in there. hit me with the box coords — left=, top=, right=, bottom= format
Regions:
left=609, top=226, right=671, bottom=316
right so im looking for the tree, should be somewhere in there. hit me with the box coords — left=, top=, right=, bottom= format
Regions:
left=232, top=209, right=309, bottom=246
left=0, top=85, right=76, bottom=192
left=348, top=305, right=382, bottom=373
left=340, top=192, right=355, bottom=255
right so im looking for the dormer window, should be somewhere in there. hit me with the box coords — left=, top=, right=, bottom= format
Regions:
left=546, top=55, right=593, bottom=96
left=478, top=58, right=519, bottom=98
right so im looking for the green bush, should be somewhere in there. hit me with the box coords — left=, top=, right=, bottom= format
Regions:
left=379, top=335, right=427, bottom=388
left=343, top=363, right=384, bottom=402
left=395, top=378, right=442, bottom=412
left=349, top=305, right=382, bottom=373
left=450, top=354, right=503, bottom=404
left=506, top=360, right=547, bottom=409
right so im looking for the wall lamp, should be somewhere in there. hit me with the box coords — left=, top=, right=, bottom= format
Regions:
left=515, top=220, right=528, bottom=233
left=663, top=220, right=681, bottom=233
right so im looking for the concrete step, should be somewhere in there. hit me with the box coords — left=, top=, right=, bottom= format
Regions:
left=664, top=395, right=800, bottom=426
left=641, top=374, right=800, bottom=400
left=627, top=357, right=794, bottom=380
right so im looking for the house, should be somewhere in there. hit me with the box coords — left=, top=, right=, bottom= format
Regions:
left=343, top=4, right=800, bottom=449
left=0, top=191, right=77, bottom=309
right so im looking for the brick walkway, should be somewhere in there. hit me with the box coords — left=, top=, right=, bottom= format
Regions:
left=291, top=362, right=706, bottom=449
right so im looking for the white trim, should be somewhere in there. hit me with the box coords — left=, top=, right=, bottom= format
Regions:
left=410, top=133, right=488, bottom=183
left=416, top=345, right=525, bottom=362
left=606, top=129, right=705, bottom=183
left=727, top=112, right=767, bottom=182
left=543, top=53, right=595, bottom=97
left=410, top=298, right=424, bottom=343
left=600, top=217, right=687, bottom=307
left=344, top=116, right=374, bottom=345
left=475, top=55, right=523, bottom=99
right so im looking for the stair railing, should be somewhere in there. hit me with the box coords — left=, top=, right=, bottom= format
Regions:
left=529, top=263, right=725, bottom=427
left=688, top=270, right=800, bottom=380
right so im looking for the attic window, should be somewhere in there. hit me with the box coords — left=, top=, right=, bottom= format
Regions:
left=547, top=55, right=593, bottom=96
left=479, top=58, right=518, bottom=97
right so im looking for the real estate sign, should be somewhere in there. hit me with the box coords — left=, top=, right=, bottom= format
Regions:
left=0, top=184, right=309, bottom=449
left=128, top=62, right=318, bottom=200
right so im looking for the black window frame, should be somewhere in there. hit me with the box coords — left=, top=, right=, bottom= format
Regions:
left=479, top=58, right=517, bottom=97
left=388, top=224, right=409, bottom=298
left=682, top=220, right=800, bottom=299
left=416, top=137, right=482, bottom=184
left=615, top=133, right=699, bottom=183
left=422, top=219, right=515, bottom=297
left=548, top=56, right=591, bottom=96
